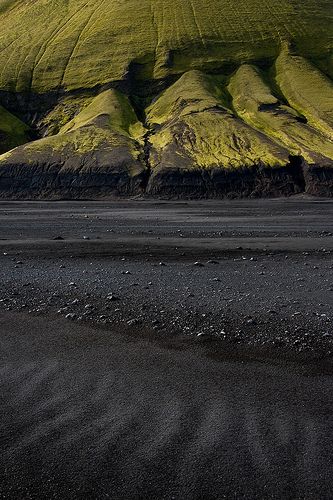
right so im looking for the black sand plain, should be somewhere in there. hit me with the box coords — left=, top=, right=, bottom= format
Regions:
left=0, top=198, right=333, bottom=499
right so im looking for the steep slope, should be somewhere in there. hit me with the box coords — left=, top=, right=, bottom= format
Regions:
left=0, top=90, right=147, bottom=198
left=0, top=105, right=30, bottom=154
left=146, top=71, right=303, bottom=197
left=0, top=0, right=332, bottom=198
left=275, top=50, right=333, bottom=140
left=228, top=64, right=333, bottom=164
left=0, top=0, right=331, bottom=93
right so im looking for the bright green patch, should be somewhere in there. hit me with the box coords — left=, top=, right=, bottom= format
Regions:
left=228, top=64, right=333, bottom=163
left=276, top=48, right=333, bottom=140
left=0, top=0, right=331, bottom=92
left=39, top=95, right=94, bottom=136
left=148, top=70, right=289, bottom=170
left=0, top=89, right=144, bottom=162
left=146, top=70, right=230, bottom=126
left=61, top=89, right=146, bottom=141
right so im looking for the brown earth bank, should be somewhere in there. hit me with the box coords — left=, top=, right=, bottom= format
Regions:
left=0, top=199, right=332, bottom=499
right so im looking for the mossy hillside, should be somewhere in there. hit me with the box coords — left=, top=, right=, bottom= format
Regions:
left=147, top=71, right=289, bottom=171
left=0, top=0, right=331, bottom=93
left=181, top=111, right=288, bottom=169
left=0, top=104, right=30, bottom=154
left=0, top=90, right=145, bottom=177
left=0, top=0, right=18, bottom=14
left=0, top=0, right=332, bottom=195
left=228, top=64, right=333, bottom=164
left=276, top=50, right=333, bottom=140
left=146, top=70, right=230, bottom=125
left=60, top=90, right=146, bottom=142
left=38, top=95, right=95, bottom=137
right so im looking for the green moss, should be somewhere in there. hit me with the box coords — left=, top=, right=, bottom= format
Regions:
left=183, top=111, right=287, bottom=169
left=60, top=89, right=146, bottom=141
left=0, top=0, right=331, bottom=93
left=0, top=89, right=144, bottom=161
left=148, top=70, right=289, bottom=170
left=228, top=64, right=333, bottom=163
left=0, top=104, right=30, bottom=153
left=22, top=127, right=132, bottom=158
left=0, top=1, right=332, bottom=179
left=146, top=70, right=230, bottom=126
left=0, top=0, right=18, bottom=14
left=39, top=95, right=94, bottom=136
left=276, top=48, right=333, bottom=140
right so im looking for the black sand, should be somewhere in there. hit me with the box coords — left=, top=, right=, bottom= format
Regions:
left=0, top=198, right=333, bottom=499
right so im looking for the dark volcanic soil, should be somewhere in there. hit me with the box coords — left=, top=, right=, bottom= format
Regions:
left=0, top=197, right=332, bottom=355
left=2, top=312, right=333, bottom=500
left=0, top=197, right=333, bottom=499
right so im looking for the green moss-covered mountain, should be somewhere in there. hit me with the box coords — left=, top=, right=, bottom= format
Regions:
left=0, top=0, right=332, bottom=198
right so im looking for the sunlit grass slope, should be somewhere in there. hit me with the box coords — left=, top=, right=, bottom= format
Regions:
left=146, top=70, right=289, bottom=172
left=2, top=90, right=144, bottom=157
left=0, top=0, right=331, bottom=92
left=228, top=64, right=333, bottom=164
left=0, top=0, right=332, bottom=197
left=0, top=90, right=146, bottom=196
left=276, top=49, right=333, bottom=140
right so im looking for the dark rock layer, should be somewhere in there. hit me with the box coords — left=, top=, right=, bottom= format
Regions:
left=0, top=157, right=331, bottom=199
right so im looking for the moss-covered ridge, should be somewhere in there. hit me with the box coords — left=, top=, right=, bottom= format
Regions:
left=147, top=70, right=289, bottom=171
left=0, top=0, right=332, bottom=93
left=2, top=60, right=332, bottom=198
left=0, top=90, right=147, bottom=197
left=0, top=0, right=332, bottom=198
left=228, top=64, right=333, bottom=165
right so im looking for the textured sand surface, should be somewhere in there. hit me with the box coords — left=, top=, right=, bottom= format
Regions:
left=0, top=199, right=332, bottom=498
left=1, top=312, right=333, bottom=499
left=0, top=198, right=332, bottom=353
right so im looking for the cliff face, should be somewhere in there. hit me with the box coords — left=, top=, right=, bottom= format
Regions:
left=0, top=0, right=332, bottom=198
